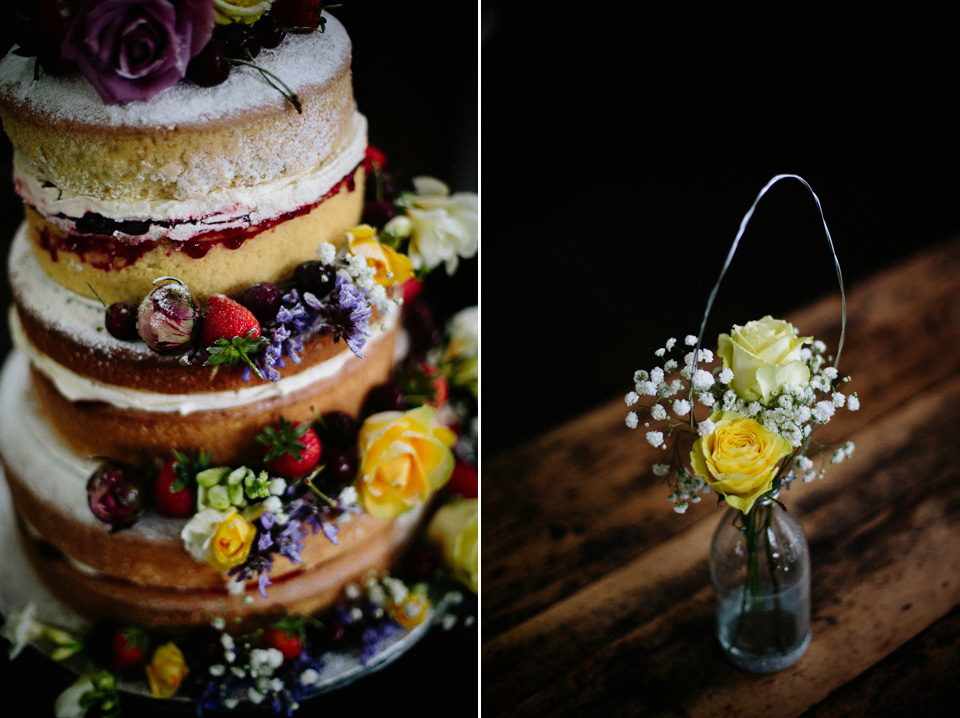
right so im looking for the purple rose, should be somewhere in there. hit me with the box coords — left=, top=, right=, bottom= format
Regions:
left=60, top=0, right=215, bottom=104
left=137, top=277, right=198, bottom=353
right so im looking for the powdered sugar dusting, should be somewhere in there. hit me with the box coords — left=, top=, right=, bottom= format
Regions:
left=0, top=16, right=353, bottom=129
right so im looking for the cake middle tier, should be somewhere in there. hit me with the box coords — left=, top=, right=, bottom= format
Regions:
left=8, top=226, right=399, bottom=465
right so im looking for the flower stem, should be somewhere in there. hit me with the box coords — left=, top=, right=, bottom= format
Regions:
left=229, top=56, right=302, bottom=113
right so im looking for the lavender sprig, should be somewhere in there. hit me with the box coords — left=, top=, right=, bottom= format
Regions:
left=230, top=486, right=345, bottom=597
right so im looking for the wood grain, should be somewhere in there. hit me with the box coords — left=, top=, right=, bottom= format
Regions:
left=482, top=237, right=960, bottom=716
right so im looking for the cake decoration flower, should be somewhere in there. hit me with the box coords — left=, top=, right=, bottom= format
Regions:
left=346, top=225, right=416, bottom=287
left=208, top=510, right=258, bottom=571
left=355, top=405, right=456, bottom=519
left=87, top=461, right=144, bottom=532
left=136, top=277, right=199, bottom=354
left=427, top=497, right=479, bottom=593
left=0, top=603, right=82, bottom=661
left=145, top=642, right=189, bottom=699
left=314, top=273, right=373, bottom=358
left=384, top=177, right=478, bottom=275
left=60, top=0, right=216, bottom=105
left=54, top=670, right=119, bottom=718
left=214, top=0, right=275, bottom=25
left=440, top=305, right=479, bottom=398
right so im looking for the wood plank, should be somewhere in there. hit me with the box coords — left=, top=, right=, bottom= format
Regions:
left=483, top=348, right=960, bottom=715
left=483, top=237, right=960, bottom=641
left=799, top=605, right=960, bottom=718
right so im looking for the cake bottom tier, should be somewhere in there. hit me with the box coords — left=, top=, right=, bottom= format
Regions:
left=0, top=351, right=423, bottom=630
left=14, top=509, right=419, bottom=631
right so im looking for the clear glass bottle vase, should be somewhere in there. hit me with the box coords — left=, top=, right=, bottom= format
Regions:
left=709, top=496, right=811, bottom=672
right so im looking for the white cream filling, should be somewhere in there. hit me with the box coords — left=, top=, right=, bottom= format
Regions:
left=10, top=308, right=396, bottom=415
left=15, top=111, right=367, bottom=243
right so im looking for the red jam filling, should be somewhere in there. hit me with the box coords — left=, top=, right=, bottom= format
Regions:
left=35, top=171, right=358, bottom=271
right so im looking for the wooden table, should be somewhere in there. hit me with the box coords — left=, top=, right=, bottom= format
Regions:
left=482, top=237, right=960, bottom=716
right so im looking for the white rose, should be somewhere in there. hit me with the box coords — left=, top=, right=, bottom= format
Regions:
left=717, top=316, right=812, bottom=405
left=180, top=508, right=235, bottom=564
left=391, top=177, right=478, bottom=274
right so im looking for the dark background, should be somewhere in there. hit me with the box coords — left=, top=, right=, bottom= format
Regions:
left=483, top=5, right=960, bottom=457
left=0, top=4, right=478, bottom=717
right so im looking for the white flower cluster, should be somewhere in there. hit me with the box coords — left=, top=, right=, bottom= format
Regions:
left=210, top=633, right=288, bottom=709
left=662, top=468, right=711, bottom=514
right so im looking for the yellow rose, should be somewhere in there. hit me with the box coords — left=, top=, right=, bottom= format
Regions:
left=690, top=410, right=793, bottom=514
left=145, top=642, right=188, bottom=699
left=207, top=511, right=256, bottom=572
left=717, top=316, right=812, bottom=404
left=390, top=590, right=432, bottom=630
left=214, top=0, right=274, bottom=24
left=427, top=498, right=478, bottom=593
left=356, top=406, right=456, bottom=519
left=347, top=225, right=415, bottom=287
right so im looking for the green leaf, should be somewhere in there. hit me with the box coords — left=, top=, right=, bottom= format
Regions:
left=203, top=332, right=267, bottom=380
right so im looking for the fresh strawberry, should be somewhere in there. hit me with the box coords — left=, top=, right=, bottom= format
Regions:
left=110, top=625, right=149, bottom=673
left=202, top=294, right=267, bottom=379
left=202, top=294, right=261, bottom=345
left=400, top=361, right=448, bottom=408
left=362, top=145, right=387, bottom=175
left=426, top=370, right=448, bottom=408
left=257, top=418, right=322, bottom=479
left=400, top=277, right=423, bottom=305
left=152, top=451, right=206, bottom=518
left=447, top=460, right=478, bottom=498
left=261, top=615, right=315, bottom=660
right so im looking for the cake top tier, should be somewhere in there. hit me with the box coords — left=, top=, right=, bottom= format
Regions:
left=0, top=15, right=351, bottom=131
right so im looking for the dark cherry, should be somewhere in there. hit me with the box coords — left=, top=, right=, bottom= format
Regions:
left=253, top=12, right=285, bottom=49
left=293, top=260, right=336, bottom=299
left=38, top=48, right=75, bottom=76
left=238, top=282, right=282, bottom=323
left=361, top=199, right=397, bottom=228
left=381, top=174, right=398, bottom=201
left=401, top=543, right=437, bottom=582
left=322, top=447, right=358, bottom=485
left=403, top=296, right=442, bottom=354
left=105, top=302, right=140, bottom=341
left=363, top=382, right=405, bottom=415
left=272, top=0, right=323, bottom=30
left=318, top=411, right=358, bottom=448
left=219, top=23, right=263, bottom=60
left=186, top=38, right=230, bottom=87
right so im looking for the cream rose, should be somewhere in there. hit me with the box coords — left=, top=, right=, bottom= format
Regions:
left=717, top=316, right=812, bottom=404
left=214, top=0, right=274, bottom=24
left=690, top=410, right=793, bottom=514
left=427, top=498, right=478, bottom=593
left=387, top=177, right=478, bottom=275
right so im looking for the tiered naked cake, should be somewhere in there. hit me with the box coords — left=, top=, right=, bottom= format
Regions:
left=0, top=8, right=469, bottom=636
